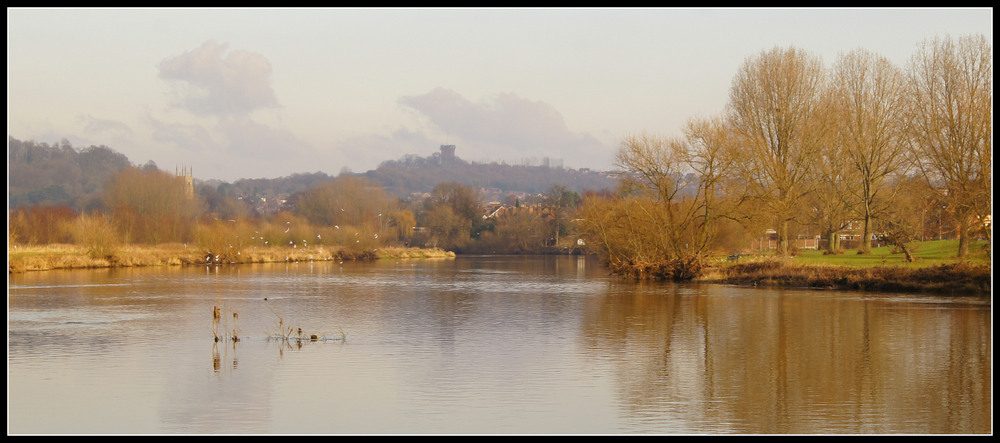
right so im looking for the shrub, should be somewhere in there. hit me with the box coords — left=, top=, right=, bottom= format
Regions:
left=69, top=212, right=120, bottom=258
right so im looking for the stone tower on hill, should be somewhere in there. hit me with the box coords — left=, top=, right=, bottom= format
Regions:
left=440, top=144, right=456, bottom=164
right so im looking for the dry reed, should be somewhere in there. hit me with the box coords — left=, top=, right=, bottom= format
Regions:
left=9, top=243, right=454, bottom=273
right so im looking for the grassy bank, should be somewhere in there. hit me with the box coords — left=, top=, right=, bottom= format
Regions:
left=698, top=259, right=990, bottom=295
left=792, top=239, right=991, bottom=267
left=8, top=243, right=455, bottom=273
left=697, top=240, right=991, bottom=296
left=8, top=239, right=990, bottom=296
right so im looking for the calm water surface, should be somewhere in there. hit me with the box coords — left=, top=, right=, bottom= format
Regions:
left=7, top=255, right=991, bottom=434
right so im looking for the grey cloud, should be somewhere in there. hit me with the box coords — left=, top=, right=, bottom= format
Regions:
left=149, top=119, right=217, bottom=153
left=148, top=115, right=309, bottom=159
left=146, top=114, right=324, bottom=180
left=79, top=115, right=135, bottom=137
left=398, top=88, right=611, bottom=167
left=158, top=40, right=279, bottom=116
left=335, top=127, right=438, bottom=170
left=216, top=116, right=310, bottom=159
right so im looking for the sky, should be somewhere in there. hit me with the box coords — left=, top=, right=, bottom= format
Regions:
left=7, top=7, right=993, bottom=182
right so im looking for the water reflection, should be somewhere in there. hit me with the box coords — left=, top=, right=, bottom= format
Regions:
left=580, top=283, right=990, bottom=433
left=8, top=256, right=991, bottom=434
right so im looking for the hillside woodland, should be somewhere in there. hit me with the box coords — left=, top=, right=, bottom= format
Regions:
left=8, top=136, right=611, bottom=257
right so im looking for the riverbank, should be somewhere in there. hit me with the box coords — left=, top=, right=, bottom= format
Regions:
left=8, top=243, right=990, bottom=297
left=7, top=244, right=455, bottom=273
left=697, top=259, right=991, bottom=296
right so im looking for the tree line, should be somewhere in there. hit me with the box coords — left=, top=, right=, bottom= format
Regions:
left=7, top=131, right=601, bottom=257
left=576, top=34, right=991, bottom=279
left=8, top=157, right=587, bottom=258
left=8, top=137, right=133, bottom=211
left=8, top=35, right=990, bottom=273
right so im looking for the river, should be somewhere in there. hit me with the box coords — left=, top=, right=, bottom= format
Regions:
left=7, top=255, right=991, bottom=434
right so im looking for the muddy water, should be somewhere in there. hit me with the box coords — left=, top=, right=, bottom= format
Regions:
left=7, top=255, right=991, bottom=434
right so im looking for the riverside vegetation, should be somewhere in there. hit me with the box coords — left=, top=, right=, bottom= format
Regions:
left=574, top=35, right=991, bottom=296
left=8, top=239, right=989, bottom=296
left=7, top=243, right=455, bottom=273
left=8, top=35, right=991, bottom=297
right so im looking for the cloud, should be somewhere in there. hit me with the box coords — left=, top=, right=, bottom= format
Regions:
left=150, top=41, right=323, bottom=180
left=331, top=127, right=439, bottom=172
left=79, top=115, right=135, bottom=138
left=399, top=88, right=612, bottom=167
left=215, top=116, right=311, bottom=159
left=158, top=40, right=279, bottom=116
left=149, top=118, right=218, bottom=154
left=143, top=112, right=327, bottom=180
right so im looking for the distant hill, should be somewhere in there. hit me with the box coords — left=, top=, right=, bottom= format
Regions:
left=8, top=136, right=621, bottom=211
left=8, top=136, right=132, bottom=211
left=363, top=152, right=620, bottom=200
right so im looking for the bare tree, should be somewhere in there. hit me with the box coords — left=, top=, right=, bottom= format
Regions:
left=538, top=184, right=580, bottom=248
left=424, top=204, right=470, bottom=251
left=905, top=34, right=992, bottom=257
left=579, top=129, right=739, bottom=279
left=293, top=176, right=397, bottom=234
left=829, top=48, right=909, bottom=253
left=807, top=134, right=857, bottom=254
left=104, top=166, right=199, bottom=244
left=682, top=115, right=740, bottom=253
left=727, top=46, right=829, bottom=256
left=577, top=193, right=684, bottom=278
left=489, top=207, right=546, bottom=253
left=614, top=133, right=701, bottom=260
left=876, top=175, right=935, bottom=262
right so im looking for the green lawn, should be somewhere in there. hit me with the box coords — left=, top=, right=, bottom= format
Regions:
left=792, top=239, right=991, bottom=267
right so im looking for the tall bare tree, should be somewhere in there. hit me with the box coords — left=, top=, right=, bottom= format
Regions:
left=727, top=46, right=829, bottom=256
left=905, top=34, right=992, bottom=257
left=829, top=48, right=909, bottom=253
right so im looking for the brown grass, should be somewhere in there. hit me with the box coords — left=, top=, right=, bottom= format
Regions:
left=375, top=247, right=456, bottom=260
left=8, top=243, right=454, bottom=273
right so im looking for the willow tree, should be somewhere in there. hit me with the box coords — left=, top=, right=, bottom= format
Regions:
left=614, top=133, right=698, bottom=258
left=727, top=46, right=829, bottom=256
left=905, top=34, right=992, bottom=257
left=580, top=131, right=730, bottom=280
left=578, top=193, right=678, bottom=278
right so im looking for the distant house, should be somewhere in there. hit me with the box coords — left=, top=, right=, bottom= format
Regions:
left=749, top=229, right=821, bottom=251
left=481, top=201, right=556, bottom=222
